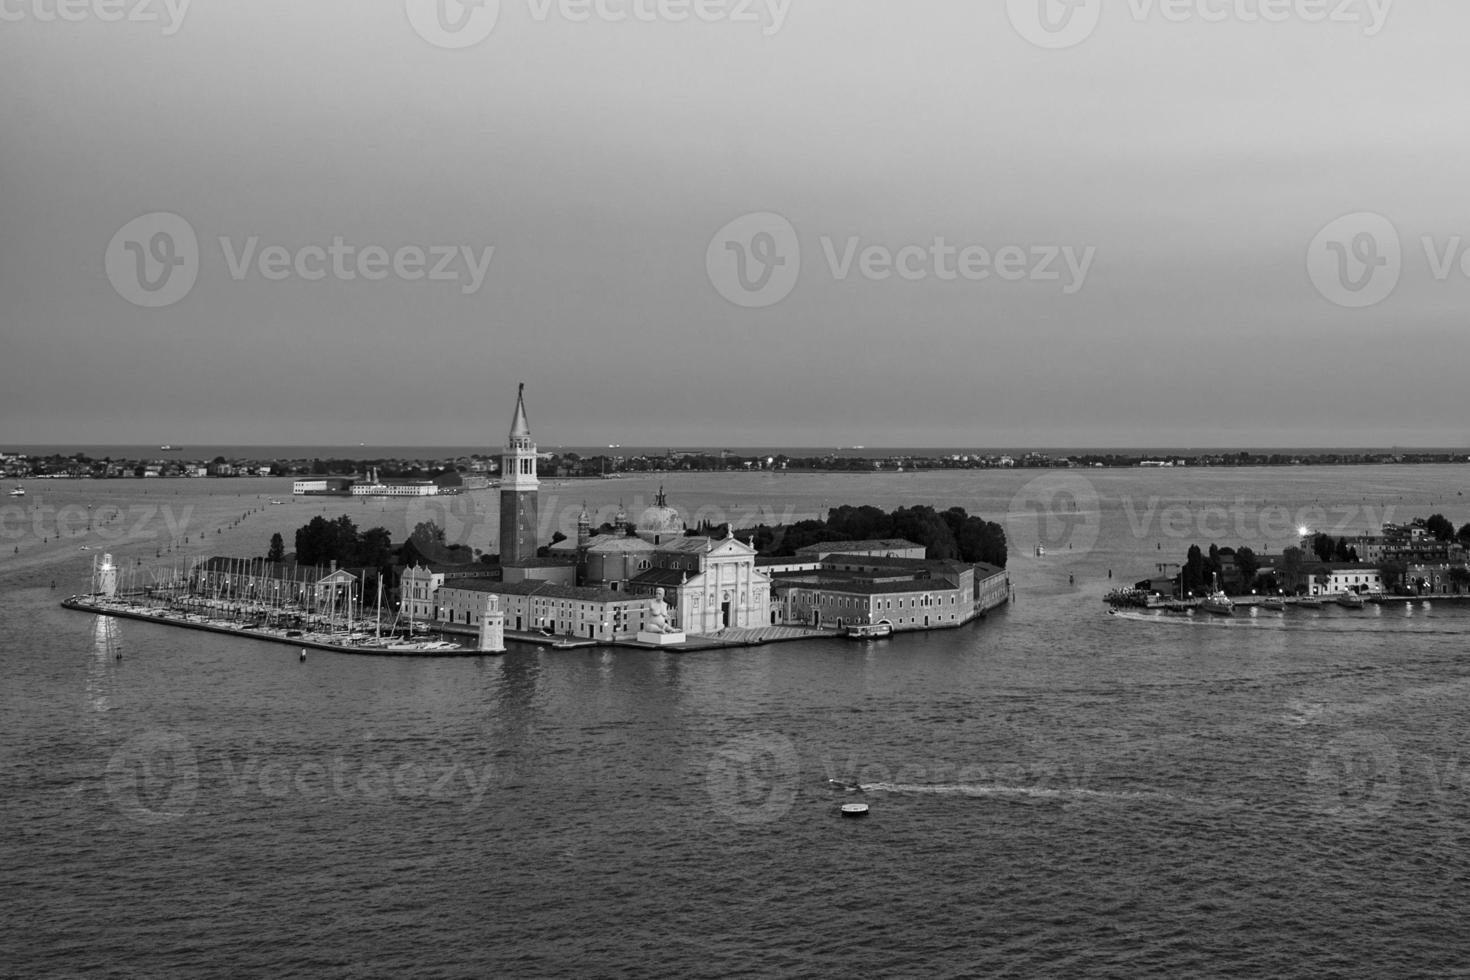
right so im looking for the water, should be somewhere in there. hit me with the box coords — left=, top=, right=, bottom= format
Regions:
left=4, top=468, right=1470, bottom=977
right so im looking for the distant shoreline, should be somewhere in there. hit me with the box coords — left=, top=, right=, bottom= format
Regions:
left=4, top=446, right=1468, bottom=479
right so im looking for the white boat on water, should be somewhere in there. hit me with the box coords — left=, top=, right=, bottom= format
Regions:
left=847, top=622, right=894, bottom=640
left=8, top=485, right=23, bottom=497
left=1200, top=574, right=1235, bottom=616
left=1336, top=592, right=1366, bottom=610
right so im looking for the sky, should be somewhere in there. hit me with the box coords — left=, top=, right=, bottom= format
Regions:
left=2, top=0, right=1468, bottom=449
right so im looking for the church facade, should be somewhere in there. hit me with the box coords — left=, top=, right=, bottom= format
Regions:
left=627, top=534, right=774, bottom=633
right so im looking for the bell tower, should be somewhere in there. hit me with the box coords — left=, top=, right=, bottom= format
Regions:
left=499, top=383, right=540, bottom=566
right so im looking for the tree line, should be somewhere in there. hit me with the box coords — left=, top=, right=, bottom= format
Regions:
left=769, top=504, right=1008, bottom=567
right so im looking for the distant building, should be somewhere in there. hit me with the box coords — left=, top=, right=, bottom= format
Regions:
left=772, top=555, right=1009, bottom=631
left=435, top=579, right=651, bottom=640
left=293, top=477, right=355, bottom=496
left=1303, top=565, right=1384, bottom=596
left=793, top=539, right=926, bottom=562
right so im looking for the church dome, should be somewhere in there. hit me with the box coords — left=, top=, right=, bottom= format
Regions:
left=636, top=487, right=684, bottom=539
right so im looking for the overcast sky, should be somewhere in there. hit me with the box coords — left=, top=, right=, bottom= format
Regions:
left=2, top=0, right=1467, bottom=448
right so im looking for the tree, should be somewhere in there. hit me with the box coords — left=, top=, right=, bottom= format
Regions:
left=1458, top=522, right=1470, bottom=546
left=1312, top=533, right=1336, bottom=563
left=1280, top=546, right=1304, bottom=594
left=411, top=521, right=445, bottom=545
left=294, top=515, right=360, bottom=568
left=1425, top=514, right=1456, bottom=542
left=358, top=527, right=395, bottom=569
left=266, top=533, right=285, bottom=564
left=889, top=506, right=958, bottom=561
left=1183, top=545, right=1206, bottom=595
left=951, top=513, right=1007, bottom=568
left=1235, top=546, right=1260, bottom=591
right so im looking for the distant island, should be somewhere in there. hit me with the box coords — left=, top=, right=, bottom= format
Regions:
left=4, top=447, right=1469, bottom=481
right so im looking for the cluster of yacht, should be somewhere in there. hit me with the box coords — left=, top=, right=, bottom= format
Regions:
left=67, top=594, right=465, bottom=654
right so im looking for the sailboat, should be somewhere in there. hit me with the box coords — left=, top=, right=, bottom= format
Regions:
left=1200, top=573, right=1235, bottom=616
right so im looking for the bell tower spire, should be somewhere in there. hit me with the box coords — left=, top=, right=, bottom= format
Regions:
left=499, top=383, right=540, bottom=566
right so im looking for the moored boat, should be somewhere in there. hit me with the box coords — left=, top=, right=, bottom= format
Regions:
left=847, top=622, right=893, bottom=640
left=1336, top=592, right=1366, bottom=610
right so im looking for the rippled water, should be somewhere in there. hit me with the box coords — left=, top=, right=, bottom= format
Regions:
left=4, top=468, right=1470, bottom=977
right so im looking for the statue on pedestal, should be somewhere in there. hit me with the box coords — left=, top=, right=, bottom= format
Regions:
left=646, top=588, right=676, bottom=634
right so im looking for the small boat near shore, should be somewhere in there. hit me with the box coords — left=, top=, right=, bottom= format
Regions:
left=1263, top=596, right=1287, bottom=611
left=1336, top=592, right=1366, bottom=610
left=1296, top=597, right=1325, bottom=609
left=7, top=485, right=23, bottom=497
left=846, top=622, right=893, bottom=640
left=1200, top=574, right=1234, bottom=616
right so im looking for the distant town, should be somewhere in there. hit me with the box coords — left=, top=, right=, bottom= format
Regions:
left=6, top=447, right=1470, bottom=482
left=1110, top=516, right=1470, bottom=613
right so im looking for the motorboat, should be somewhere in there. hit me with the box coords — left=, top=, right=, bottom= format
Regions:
left=7, top=485, right=23, bottom=497
left=847, top=622, right=893, bottom=640
left=1263, top=596, right=1287, bottom=611
left=1336, top=592, right=1366, bottom=610
left=1199, top=574, right=1234, bottom=616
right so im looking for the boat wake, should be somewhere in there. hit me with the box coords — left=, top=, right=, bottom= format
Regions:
left=858, top=782, right=1203, bottom=805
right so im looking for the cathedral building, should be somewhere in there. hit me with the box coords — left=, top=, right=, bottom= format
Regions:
left=445, top=384, right=1005, bottom=643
